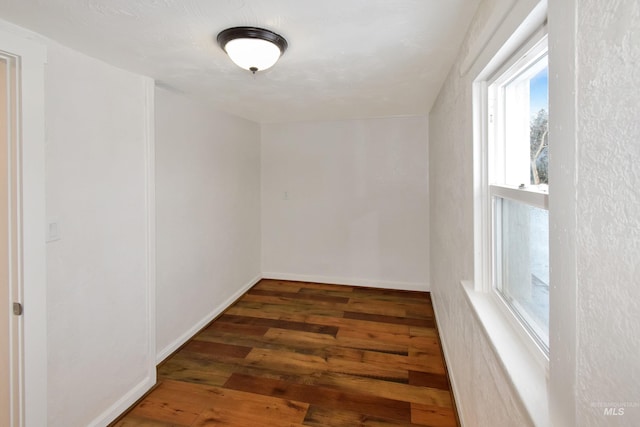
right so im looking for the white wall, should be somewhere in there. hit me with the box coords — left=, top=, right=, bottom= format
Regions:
left=571, top=0, right=640, bottom=424
left=45, top=42, right=154, bottom=427
left=155, top=87, right=261, bottom=361
left=428, top=0, right=531, bottom=424
left=261, top=117, right=429, bottom=290
left=431, top=0, right=640, bottom=426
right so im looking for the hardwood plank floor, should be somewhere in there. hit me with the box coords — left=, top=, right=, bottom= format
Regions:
left=112, top=279, right=458, bottom=427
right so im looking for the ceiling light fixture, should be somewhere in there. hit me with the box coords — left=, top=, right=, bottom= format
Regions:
left=217, top=26, right=288, bottom=74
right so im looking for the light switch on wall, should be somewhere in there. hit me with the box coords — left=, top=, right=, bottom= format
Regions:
left=46, top=218, right=61, bottom=242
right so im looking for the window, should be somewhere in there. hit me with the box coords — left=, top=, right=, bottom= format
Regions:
left=483, top=34, right=550, bottom=357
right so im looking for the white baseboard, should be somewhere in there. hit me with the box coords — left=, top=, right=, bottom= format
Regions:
left=155, top=274, right=262, bottom=364
left=94, top=273, right=427, bottom=426
left=88, top=373, right=155, bottom=427
left=156, top=272, right=426, bottom=365
left=431, top=293, right=467, bottom=427
left=261, top=272, right=429, bottom=292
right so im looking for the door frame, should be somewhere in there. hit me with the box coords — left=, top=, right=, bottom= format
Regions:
left=0, top=23, right=47, bottom=427
left=1, top=48, right=23, bottom=427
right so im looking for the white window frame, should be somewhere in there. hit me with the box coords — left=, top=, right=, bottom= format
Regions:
left=466, top=2, right=550, bottom=424
left=475, top=26, right=550, bottom=370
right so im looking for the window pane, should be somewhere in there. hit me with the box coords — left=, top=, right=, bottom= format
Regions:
left=495, top=197, right=549, bottom=349
left=529, top=63, right=548, bottom=186
left=498, top=54, right=549, bottom=189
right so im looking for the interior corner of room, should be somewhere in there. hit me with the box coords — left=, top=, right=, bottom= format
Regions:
left=1, top=0, right=639, bottom=426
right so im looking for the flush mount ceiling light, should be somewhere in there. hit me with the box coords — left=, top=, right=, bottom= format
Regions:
left=217, top=26, right=288, bottom=74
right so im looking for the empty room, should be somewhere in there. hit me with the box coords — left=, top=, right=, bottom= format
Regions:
left=0, top=0, right=638, bottom=426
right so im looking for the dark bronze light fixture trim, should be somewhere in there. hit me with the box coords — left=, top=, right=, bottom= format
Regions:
left=217, top=26, right=288, bottom=74
left=217, top=26, right=288, bottom=53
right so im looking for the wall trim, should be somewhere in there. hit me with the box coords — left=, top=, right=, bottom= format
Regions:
left=0, top=21, right=48, bottom=427
left=431, top=293, right=468, bottom=427
left=465, top=0, right=547, bottom=79
left=156, top=274, right=262, bottom=364
left=155, top=272, right=427, bottom=366
left=142, top=77, right=157, bottom=390
left=262, top=272, right=429, bottom=292
left=87, top=375, right=155, bottom=427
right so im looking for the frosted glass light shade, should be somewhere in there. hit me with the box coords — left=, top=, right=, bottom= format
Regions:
left=217, top=27, right=288, bottom=74
left=224, top=38, right=282, bottom=72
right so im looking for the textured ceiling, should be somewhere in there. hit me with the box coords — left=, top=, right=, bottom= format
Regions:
left=0, top=0, right=480, bottom=123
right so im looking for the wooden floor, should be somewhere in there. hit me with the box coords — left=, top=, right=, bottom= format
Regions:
left=113, top=279, right=458, bottom=426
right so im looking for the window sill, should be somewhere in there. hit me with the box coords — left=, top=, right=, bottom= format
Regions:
left=461, top=280, right=550, bottom=427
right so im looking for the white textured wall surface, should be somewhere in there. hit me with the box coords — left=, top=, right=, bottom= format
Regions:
left=433, top=0, right=640, bottom=425
left=574, top=0, right=640, bottom=425
left=155, top=87, right=261, bottom=360
left=45, top=42, right=153, bottom=427
left=261, top=117, right=429, bottom=290
left=429, top=0, right=534, bottom=425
